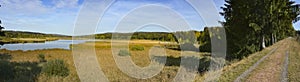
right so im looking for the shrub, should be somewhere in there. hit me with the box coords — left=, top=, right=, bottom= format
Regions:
left=118, top=49, right=131, bottom=56
left=42, top=59, right=69, bottom=77
left=38, top=54, right=46, bottom=62
left=180, top=43, right=197, bottom=51
left=0, top=61, right=14, bottom=80
left=130, top=45, right=144, bottom=51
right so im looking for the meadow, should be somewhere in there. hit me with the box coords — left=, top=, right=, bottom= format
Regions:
left=0, top=40, right=211, bottom=82
left=0, top=38, right=299, bottom=82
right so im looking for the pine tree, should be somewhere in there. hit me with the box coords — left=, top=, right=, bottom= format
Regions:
left=220, top=0, right=297, bottom=60
left=0, top=5, right=4, bottom=36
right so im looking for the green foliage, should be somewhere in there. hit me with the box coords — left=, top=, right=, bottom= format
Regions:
left=118, top=50, right=131, bottom=56
left=95, top=31, right=199, bottom=43
left=42, top=59, right=69, bottom=77
left=38, top=54, right=46, bottom=62
left=0, top=61, right=14, bottom=79
left=0, top=54, right=42, bottom=81
left=199, top=27, right=212, bottom=52
left=0, top=54, right=13, bottom=80
left=3, top=31, right=69, bottom=38
left=221, top=0, right=297, bottom=60
left=199, top=43, right=211, bottom=52
left=130, top=45, right=144, bottom=51
left=0, top=6, right=4, bottom=37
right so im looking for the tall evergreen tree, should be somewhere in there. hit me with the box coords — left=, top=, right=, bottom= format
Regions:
left=221, top=0, right=297, bottom=60
left=0, top=5, right=4, bottom=36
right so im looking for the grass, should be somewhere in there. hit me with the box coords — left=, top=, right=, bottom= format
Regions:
left=211, top=38, right=287, bottom=82
left=0, top=40, right=188, bottom=81
left=0, top=39, right=293, bottom=82
left=0, top=53, right=42, bottom=81
left=243, top=38, right=291, bottom=82
left=288, top=38, right=300, bottom=82
left=130, top=45, right=144, bottom=51
left=42, top=59, right=69, bottom=77
left=118, top=49, right=131, bottom=56
left=0, top=49, right=79, bottom=81
left=0, top=38, right=59, bottom=44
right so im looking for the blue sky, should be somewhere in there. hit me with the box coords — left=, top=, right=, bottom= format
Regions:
left=293, top=0, right=300, bottom=30
left=0, top=0, right=299, bottom=35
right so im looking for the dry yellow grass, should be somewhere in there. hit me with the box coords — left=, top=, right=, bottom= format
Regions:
left=245, top=39, right=291, bottom=82
left=0, top=40, right=206, bottom=82
left=1, top=39, right=294, bottom=82
left=211, top=38, right=288, bottom=82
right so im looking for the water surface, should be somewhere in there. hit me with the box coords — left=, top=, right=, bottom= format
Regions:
left=0, top=40, right=87, bottom=51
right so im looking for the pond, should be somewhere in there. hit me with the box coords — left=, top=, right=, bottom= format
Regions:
left=0, top=40, right=87, bottom=51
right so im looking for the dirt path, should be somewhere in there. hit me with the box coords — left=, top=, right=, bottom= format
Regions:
left=244, top=39, right=291, bottom=82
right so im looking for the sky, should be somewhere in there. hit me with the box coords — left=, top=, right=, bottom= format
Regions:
left=0, top=0, right=299, bottom=36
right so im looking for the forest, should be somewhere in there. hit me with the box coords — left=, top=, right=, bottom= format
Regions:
left=2, top=31, right=70, bottom=38
left=221, top=0, right=299, bottom=60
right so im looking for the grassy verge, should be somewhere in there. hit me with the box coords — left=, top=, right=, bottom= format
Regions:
left=214, top=39, right=286, bottom=82
left=242, top=38, right=290, bottom=82
left=288, top=38, right=300, bottom=82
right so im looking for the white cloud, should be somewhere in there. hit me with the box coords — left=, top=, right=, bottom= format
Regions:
left=0, top=0, right=224, bottom=35
left=0, top=0, right=81, bottom=35
left=0, top=0, right=80, bottom=16
left=52, top=0, right=79, bottom=9
left=0, top=0, right=52, bottom=15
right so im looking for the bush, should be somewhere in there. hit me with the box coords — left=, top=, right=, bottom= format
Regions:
left=38, top=54, right=46, bottom=62
left=199, top=42, right=211, bottom=52
left=118, top=49, right=131, bottom=56
left=180, top=43, right=197, bottom=51
left=0, top=61, right=14, bottom=80
left=42, top=59, right=69, bottom=77
left=130, top=45, right=144, bottom=51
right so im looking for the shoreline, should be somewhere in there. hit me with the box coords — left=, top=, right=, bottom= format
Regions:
left=0, top=38, right=59, bottom=44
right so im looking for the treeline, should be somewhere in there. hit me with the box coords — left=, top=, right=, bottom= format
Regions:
left=95, top=32, right=176, bottom=41
left=221, top=0, right=299, bottom=60
left=94, top=29, right=219, bottom=52
left=2, top=31, right=70, bottom=38
left=95, top=31, right=204, bottom=43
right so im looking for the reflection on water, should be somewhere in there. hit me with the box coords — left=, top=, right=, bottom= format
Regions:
left=0, top=40, right=87, bottom=51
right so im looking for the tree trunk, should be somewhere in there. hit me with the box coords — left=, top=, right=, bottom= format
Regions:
left=274, top=34, right=277, bottom=43
left=271, top=33, right=274, bottom=45
left=262, top=36, right=266, bottom=49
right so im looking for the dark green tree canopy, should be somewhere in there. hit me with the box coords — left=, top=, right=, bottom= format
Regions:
left=221, top=0, right=297, bottom=60
left=0, top=5, right=4, bottom=36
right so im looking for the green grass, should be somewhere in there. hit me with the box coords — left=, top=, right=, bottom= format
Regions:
left=130, top=45, right=144, bottom=51
left=42, top=59, right=70, bottom=77
left=38, top=54, right=46, bottom=62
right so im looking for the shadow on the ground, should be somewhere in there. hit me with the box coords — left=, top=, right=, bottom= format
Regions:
left=0, top=53, right=41, bottom=81
left=153, top=56, right=214, bottom=74
left=164, top=43, right=199, bottom=52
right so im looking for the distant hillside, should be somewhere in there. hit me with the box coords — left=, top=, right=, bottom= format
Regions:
left=3, top=30, right=71, bottom=38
